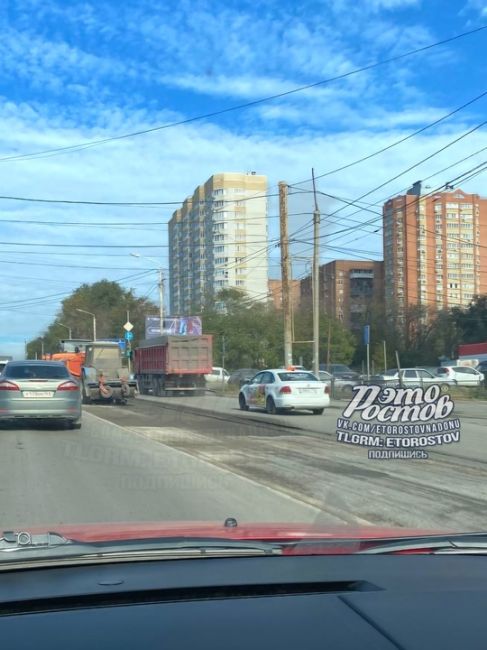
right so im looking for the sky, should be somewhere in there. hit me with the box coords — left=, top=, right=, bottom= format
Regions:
left=0, top=0, right=486, bottom=357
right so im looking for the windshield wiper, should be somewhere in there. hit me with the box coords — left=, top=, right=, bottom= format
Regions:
left=0, top=532, right=282, bottom=563
left=0, top=531, right=71, bottom=551
left=358, top=533, right=487, bottom=555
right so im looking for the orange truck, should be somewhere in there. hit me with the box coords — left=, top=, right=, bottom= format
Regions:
left=43, top=339, right=90, bottom=378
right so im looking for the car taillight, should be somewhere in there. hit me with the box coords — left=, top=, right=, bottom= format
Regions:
left=0, top=381, right=20, bottom=391
left=279, top=385, right=292, bottom=394
left=57, top=381, right=79, bottom=391
left=324, top=385, right=330, bottom=394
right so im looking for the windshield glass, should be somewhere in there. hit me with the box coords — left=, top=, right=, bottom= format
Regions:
left=5, top=364, right=69, bottom=380
left=277, top=372, right=319, bottom=382
left=0, top=0, right=485, bottom=563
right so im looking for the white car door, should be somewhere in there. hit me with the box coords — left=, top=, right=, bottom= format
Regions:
left=457, top=366, right=480, bottom=386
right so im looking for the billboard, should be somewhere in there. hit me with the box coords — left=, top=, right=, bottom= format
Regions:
left=145, top=316, right=202, bottom=339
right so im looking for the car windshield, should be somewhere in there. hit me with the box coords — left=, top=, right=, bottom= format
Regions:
left=0, top=1, right=485, bottom=567
left=5, top=364, right=69, bottom=380
left=277, top=372, right=319, bottom=382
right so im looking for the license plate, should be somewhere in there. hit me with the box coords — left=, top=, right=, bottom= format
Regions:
left=299, top=388, right=317, bottom=393
left=23, top=391, right=54, bottom=398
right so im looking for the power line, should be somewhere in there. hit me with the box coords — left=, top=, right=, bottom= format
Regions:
left=0, top=190, right=278, bottom=207
left=292, top=89, right=487, bottom=185
left=2, top=25, right=485, bottom=164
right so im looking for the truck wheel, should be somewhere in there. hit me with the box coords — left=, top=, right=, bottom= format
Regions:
left=99, top=384, right=113, bottom=400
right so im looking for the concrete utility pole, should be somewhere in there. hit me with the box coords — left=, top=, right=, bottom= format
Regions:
left=279, top=181, right=293, bottom=367
left=311, top=169, right=321, bottom=377
left=158, top=269, right=164, bottom=335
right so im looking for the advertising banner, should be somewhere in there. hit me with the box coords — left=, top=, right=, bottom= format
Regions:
left=145, top=316, right=202, bottom=339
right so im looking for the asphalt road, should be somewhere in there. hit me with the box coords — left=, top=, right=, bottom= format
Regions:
left=0, top=412, right=322, bottom=530
left=85, top=395, right=487, bottom=531
left=1, top=393, right=486, bottom=532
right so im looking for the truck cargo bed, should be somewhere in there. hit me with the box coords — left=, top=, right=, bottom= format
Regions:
left=135, top=335, right=212, bottom=375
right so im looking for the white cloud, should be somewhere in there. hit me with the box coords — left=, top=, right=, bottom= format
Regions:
left=0, top=91, right=486, bottom=358
left=0, top=0, right=483, bottom=358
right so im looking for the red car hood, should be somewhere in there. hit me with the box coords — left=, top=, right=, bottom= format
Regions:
left=21, top=521, right=447, bottom=544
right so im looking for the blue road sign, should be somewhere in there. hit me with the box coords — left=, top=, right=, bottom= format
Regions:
left=118, top=339, right=126, bottom=351
left=363, top=324, right=370, bottom=346
left=124, top=331, right=134, bottom=341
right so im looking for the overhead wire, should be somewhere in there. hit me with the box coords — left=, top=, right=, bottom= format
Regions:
left=2, top=24, right=485, bottom=164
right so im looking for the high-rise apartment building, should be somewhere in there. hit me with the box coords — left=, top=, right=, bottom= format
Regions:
left=169, top=173, right=268, bottom=314
left=383, top=182, right=487, bottom=317
left=300, top=260, right=384, bottom=331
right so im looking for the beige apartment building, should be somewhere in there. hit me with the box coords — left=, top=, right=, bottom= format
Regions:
left=169, top=173, right=268, bottom=314
left=383, top=182, right=487, bottom=318
left=300, top=260, right=384, bottom=331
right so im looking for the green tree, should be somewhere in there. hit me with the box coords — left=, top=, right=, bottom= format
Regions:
left=201, top=288, right=284, bottom=369
left=451, top=295, right=487, bottom=345
left=27, top=280, right=158, bottom=358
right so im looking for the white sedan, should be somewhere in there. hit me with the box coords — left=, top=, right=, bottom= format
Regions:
left=238, top=369, right=330, bottom=415
left=435, top=365, right=485, bottom=387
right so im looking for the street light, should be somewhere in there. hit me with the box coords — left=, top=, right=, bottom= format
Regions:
left=57, top=322, right=72, bottom=339
left=130, top=252, right=164, bottom=334
left=76, top=308, right=97, bottom=341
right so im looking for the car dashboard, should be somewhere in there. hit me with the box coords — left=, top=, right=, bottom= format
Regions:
left=0, top=553, right=486, bottom=648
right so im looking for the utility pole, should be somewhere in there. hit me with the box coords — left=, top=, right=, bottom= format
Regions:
left=158, top=269, right=164, bottom=335
left=221, top=335, right=226, bottom=395
left=126, top=309, right=131, bottom=375
left=279, top=181, right=293, bottom=367
left=311, top=169, right=321, bottom=377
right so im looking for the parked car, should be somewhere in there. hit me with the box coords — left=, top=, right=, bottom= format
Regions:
left=238, top=368, right=330, bottom=415
left=370, top=368, right=452, bottom=388
left=435, top=365, right=484, bottom=387
left=204, top=367, right=230, bottom=385
left=0, top=360, right=82, bottom=428
left=319, top=364, right=360, bottom=382
left=227, top=368, right=260, bottom=387
left=318, top=370, right=358, bottom=394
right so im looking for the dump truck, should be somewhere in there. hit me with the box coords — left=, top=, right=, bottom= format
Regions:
left=134, top=335, right=212, bottom=396
left=81, top=341, right=136, bottom=404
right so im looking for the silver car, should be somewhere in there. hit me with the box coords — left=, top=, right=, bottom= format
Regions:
left=0, top=361, right=82, bottom=428
left=370, top=367, right=453, bottom=389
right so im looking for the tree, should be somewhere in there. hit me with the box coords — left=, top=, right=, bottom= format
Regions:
left=200, top=288, right=284, bottom=369
left=451, top=295, right=487, bottom=345
left=27, top=280, right=158, bottom=358
left=292, top=310, right=356, bottom=368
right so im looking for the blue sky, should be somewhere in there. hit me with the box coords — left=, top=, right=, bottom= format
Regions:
left=0, top=0, right=486, bottom=356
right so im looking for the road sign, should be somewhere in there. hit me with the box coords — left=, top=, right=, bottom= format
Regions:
left=118, top=339, right=126, bottom=351
left=124, top=331, right=134, bottom=341
left=124, top=321, right=134, bottom=332
left=363, top=324, right=370, bottom=346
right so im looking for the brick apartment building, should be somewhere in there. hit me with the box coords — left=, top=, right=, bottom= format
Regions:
left=300, top=260, right=384, bottom=330
left=267, top=279, right=301, bottom=310
left=383, top=182, right=487, bottom=318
